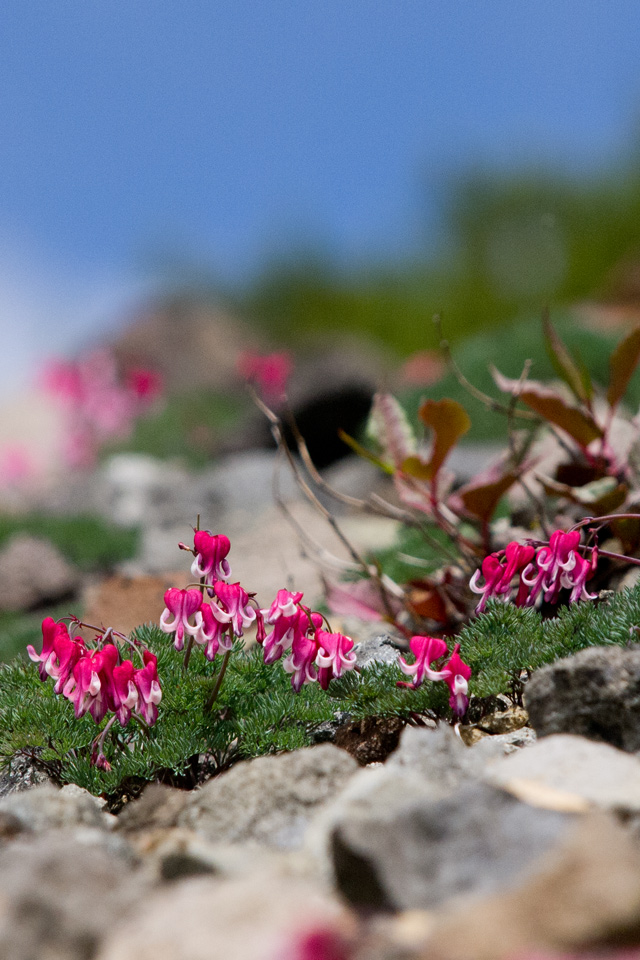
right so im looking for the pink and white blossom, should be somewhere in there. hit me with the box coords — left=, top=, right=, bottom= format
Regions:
left=398, top=635, right=450, bottom=689
left=315, top=630, right=357, bottom=690
left=191, top=531, right=231, bottom=582
left=134, top=651, right=162, bottom=725
left=159, top=588, right=202, bottom=650
left=212, top=581, right=256, bottom=637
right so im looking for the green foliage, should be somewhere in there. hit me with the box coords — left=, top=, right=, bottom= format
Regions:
left=0, top=622, right=448, bottom=798
left=458, top=581, right=640, bottom=698
left=0, top=513, right=138, bottom=572
left=401, top=314, right=624, bottom=442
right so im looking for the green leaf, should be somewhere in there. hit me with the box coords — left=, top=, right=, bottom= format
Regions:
left=543, top=313, right=591, bottom=403
left=607, top=325, right=640, bottom=410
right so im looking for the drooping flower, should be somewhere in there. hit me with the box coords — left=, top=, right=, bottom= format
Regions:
left=469, top=542, right=535, bottom=614
left=111, top=659, right=139, bottom=726
left=520, top=529, right=593, bottom=607
left=398, top=635, right=450, bottom=689
left=191, top=531, right=231, bottom=583
left=134, top=651, right=163, bottom=725
left=283, top=630, right=320, bottom=692
left=27, top=617, right=74, bottom=682
left=159, top=588, right=202, bottom=650
left=265, top=589, right=304, bottom=622
left=193, top=601, right=229, bottom=660
left=212, top=581, right=256, bottom=637
left=315, top=630, right=357, bottom=690
left=63, top=644, right=119, bottom=723
left=442, top=643, right=472, bottom=718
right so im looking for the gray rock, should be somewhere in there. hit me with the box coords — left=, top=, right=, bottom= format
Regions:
left=354, top=634, right=402, bottom=669
left=0, top=534, right=79, bottom=612
left=0, top=783, right=107, bottom=832
left=328, top=777, right=573, bottom=911
left=525, top=644, right=640, bottom=751
left=0, top=834, right=140, bottom=960
left=484, top=733, right=640, bottom=813
left=179, top=744, right=359, bottom=850
left=98, top=454, right=193, bottom=528
left=309, top=710, right=352, bottom=745
left=386, top=725, right=486, bottom=785
left=472, top=726, right=537, bottom=755
left=97, top=870, right=354, bottom=960
left=0, top=752, right=52, bottom=799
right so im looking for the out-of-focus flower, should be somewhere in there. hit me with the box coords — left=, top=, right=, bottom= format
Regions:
left=237, top=350, right=292, bottom=401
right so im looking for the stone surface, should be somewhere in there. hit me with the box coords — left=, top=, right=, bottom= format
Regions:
left=97, top=871, right=356, bottom=960
left=0, top=834, right=139, bottom=960
left=0, top=752, right=52, bottom=799
left=116, top=783, right=190, bottom=834
left=325, top=774, right=574, bottom=911
left=472, top=726, right=537, bottom=755
left=422, top=813, right=640, bottom=960
left=179, top=744, right=359, bottom=850
left=385, top=724, right=487, bottom=785
left=484, top=733, right=640, bottom=813
left=0, top=783, right=108, bottom=832
left=353, top=634, right=402, bottom=669
left=0, top=534, right=79, bottom=612
left=525, top=644, right=640, bottom=751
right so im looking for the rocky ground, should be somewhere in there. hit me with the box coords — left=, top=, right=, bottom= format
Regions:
left=3, top=638, right=640, bottom=959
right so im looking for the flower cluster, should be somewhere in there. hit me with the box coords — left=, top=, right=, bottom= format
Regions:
left=28, top=618, right=162, bottom=767
left=258, top=588, right=357, bottom=692
left=43, top=348, right=162, bottom=468
left=398, top=636, right=472, bottom=718
left=470, top=529, right=598, bottom=614
left=161, top=530, right=358, bottom=694
left=160, top=531, right=258, bottom=661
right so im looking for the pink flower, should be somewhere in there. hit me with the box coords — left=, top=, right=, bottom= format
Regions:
left=111, top=659, right=139, bottom=726
left=212, top=581, right=256, bottom=637
left=63, top=644, right=119, bottom=723
left=262, top=614, right=299, bottom=664
left=159, top=588, right=202, bottom=650
left=28, top=619, right=87, bottom=692
left=193, top=601, right=229, bottom=660
left=520, top=529, right=591, bottom=607
left=283, top=630, right=320, bottom=692
left=125, top=368, right=163, bottom=404
left=469, top=542, right=535, bottom=614
left=315, top=630, right=357, bottom=690
left=265, top=589, right=304, bottom=622
left=398, top=635, right=450, bottom=689
left=237, top=350, right=292, bottom=400
left=443, top=643, right=472, bottom=718
left=191, top=531, right=231, bottom=582
left=134, top=651, right=162, bottom=725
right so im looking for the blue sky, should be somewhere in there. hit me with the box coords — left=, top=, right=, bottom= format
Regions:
left=1, top=1, right=640, bottom=390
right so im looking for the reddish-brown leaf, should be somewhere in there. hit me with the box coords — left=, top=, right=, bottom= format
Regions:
left=325, top=578, right=402, bottom=622
left=407, top=586, right=448, bottom=622
left=607, top=325, right=640, bottom=410
left=491, top=368, right=603, bottom=448
left=418, top=398, right=471, bottom=480
left=457, top=470, right=520, bottom=523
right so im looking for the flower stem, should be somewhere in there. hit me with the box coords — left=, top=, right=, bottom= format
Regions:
left=205, top=648, right=232, bottom=713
